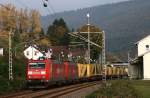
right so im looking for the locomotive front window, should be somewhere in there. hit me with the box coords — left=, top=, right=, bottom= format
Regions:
left=29, top=62, right=45, bottom=69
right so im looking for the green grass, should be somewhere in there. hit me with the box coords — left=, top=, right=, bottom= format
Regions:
left=132, top=80, right=150, bottom=98
left=134, top=85, right=150, bottom=98
left=86, top=80, right=150, bottom=98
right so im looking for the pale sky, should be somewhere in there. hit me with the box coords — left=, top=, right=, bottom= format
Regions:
left=0, top=0, right=129, bottom=16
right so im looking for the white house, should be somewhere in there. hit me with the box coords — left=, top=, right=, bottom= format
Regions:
left=130, top=35, right=150, bottom=80
left=24, top=46, right=44, bottom=60
left=137, top=35, right=150, bottom=56
left=45, top=49, right=53, bottom=59
left=0, top=48, right=3, bottom=56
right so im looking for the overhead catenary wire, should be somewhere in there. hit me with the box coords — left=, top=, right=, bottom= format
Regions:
left=69, top=32, right=102, bottom=48
left=14, top=0, right=44, bottom=16
left=42, top=0, right=56, bottom=16
left=13, top=0, right=55, bottom=16
left=41, top=0, right=52, bottom=15
left=47, top=7, right=53, bottom=15
left=47, top=0, right=56, bottom=15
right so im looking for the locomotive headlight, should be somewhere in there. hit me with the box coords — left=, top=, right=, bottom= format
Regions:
left=42, top=76, right=45, bottom=79
left=41, top=71, right=46, bottom=75
left=28, top=71, right=32, bottom=75
left=28, top=76, right=31, bottom=78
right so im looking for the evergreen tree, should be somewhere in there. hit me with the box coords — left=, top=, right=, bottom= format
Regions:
left=47, top=18, right=70, bottom=46
left=39, top=28, right=45, bottom=38
left=12, top=29, right=20, bottom=44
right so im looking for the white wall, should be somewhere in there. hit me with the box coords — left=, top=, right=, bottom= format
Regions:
left=24, top=46, right=43, bottom=60
left=143, top=52, right=150, bottom=80
left=138, top=35, right=150, bottom=56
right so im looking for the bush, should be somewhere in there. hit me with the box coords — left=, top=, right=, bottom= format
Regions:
left=0, top=56, right=26, bottom=95
left=0, top=78, right=25, bottom=95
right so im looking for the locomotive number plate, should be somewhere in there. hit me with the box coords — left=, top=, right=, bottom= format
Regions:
left=33, top=72, right=40, bottom=74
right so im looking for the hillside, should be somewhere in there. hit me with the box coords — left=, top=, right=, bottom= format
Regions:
left=41, top=0, right=150, bottom=60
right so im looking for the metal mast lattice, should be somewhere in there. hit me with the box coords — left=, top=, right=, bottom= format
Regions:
left=102, top=31, right=106, bottom=81
left=9, top=29, right=13, bottom=80
left=87, top=13, right=90, bottom=64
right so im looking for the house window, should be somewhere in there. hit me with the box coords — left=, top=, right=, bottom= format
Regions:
left=34, top=51, right=39, bottom=56
left=34, top=51, right=37, bottom=55
left=26, top=51, right=29, bottom=56
left=146, top=45, right=149, bottom=50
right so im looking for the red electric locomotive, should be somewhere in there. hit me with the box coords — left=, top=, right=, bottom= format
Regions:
left=26, top=57, right=78, bottom=88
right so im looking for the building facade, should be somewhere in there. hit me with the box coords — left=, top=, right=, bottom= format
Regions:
left=130, top=35, right=150, bottom=80
left=137, top=35, right=150, bottom=56
left=24, top=46, right=44, bottom=60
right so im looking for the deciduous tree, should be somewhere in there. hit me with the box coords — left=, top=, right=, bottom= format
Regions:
left=77, top=24, right=103, bottom=61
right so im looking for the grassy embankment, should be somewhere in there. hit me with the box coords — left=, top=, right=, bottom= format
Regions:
left=86, top=80, right=150, bottom=98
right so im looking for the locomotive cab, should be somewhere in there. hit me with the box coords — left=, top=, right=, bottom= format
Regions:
left=27, top=62, right=46, bottom=80
left=26, top=58, right=51, bottom=88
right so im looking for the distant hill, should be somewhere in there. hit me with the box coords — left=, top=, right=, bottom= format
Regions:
left=41, top=0, right=150, bottom=60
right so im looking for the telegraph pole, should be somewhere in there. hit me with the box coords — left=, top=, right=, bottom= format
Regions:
left=87, top=13, right=90, bottom=64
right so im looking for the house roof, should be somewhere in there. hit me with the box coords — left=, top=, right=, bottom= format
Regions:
left=136, top=34, right=150, bottom=45
left=25, top=44, right=40, bottom=50
left=48, top=46, right=85, bottom=56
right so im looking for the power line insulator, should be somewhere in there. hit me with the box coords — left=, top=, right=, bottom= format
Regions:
left=43, top=0, right=48, bottom=7
left=43, top=3, right=47, bottom=7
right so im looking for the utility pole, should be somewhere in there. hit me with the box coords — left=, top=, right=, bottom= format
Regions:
left=0, top=3, right=13, bottom=80
left=102, top=31, right=106, bottom=81
left=43, top=0, right=48, bottom=7
left=87, top=13, right=90, bottom=64
left=69, top=31, right=104, bottom=64
left=102, top=31, right=106, bottom=65
left=68, top=13, right=105, bottom=65
left=127, top=52, right=130, bottom=68
left=9, top=29, right=13, bottom=80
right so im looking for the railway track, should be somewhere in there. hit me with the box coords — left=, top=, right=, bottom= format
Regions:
left=0, top=90, right=34, bottom=98
left=33, top=81, right=100, bottom=98
left=0, top=81, right=101, bottom=98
